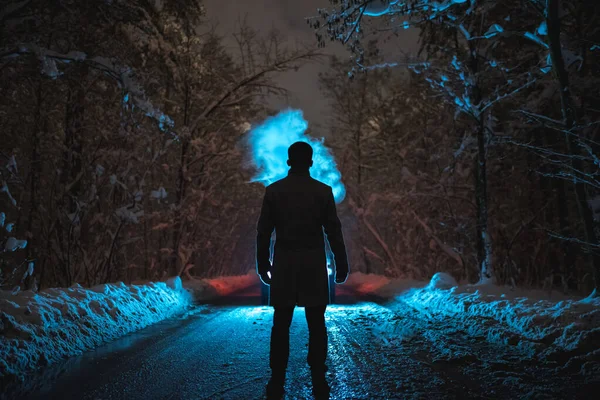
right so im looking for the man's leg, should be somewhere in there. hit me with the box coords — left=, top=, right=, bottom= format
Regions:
left=305, top=305, right=329, bottom=398
left=268, top=306, right=294, bottom=398
left=305, top=305, right=327, bottom=371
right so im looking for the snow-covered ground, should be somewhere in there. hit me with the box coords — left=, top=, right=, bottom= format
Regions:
left=0, top=273, right=259, bottom=381
left=354, top=271, right=600, bottom=377
left=2, top=269, right=598, bottom=395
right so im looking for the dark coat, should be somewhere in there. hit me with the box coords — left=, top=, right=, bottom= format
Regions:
left=256, top=169, right=349, bottom=307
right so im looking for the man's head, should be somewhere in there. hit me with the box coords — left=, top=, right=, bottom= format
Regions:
left=287, top=141, right=313, bottom=169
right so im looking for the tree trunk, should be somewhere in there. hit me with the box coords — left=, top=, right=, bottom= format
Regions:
left=474, top=119, right=492, bottom=281
left=25, top=80, right=43, bottom=290
left=547, top=0, right=600, bottom=290
left=172, top=138, right=189, bottom=275
left=467, top=38, right=493, bottom=282
left=58, top=76, right=86, bottom=286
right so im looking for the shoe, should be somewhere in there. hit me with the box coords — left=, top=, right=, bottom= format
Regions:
left=266, top=377, right=285, bottom=399
left=311, top=371, right=330, bottom=400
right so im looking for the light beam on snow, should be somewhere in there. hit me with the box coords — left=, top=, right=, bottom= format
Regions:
left=247, top=109, right=346, bottom=203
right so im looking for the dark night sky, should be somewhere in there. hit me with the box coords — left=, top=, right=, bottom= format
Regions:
left=203, top=0, right=420, bottom=130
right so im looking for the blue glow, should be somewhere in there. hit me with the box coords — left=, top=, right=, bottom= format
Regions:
left=458, top=24, right=471, bottom=40
left=247, top=109, right=346, bottom=203
left=484, top=24, right=503, bottom=38
left=463, top=95, right=472, bottom=109
left=524, top=32, right=549, bottom=48
left=537, top=21, right=547, bottom=36
left=452, top=55, right=461, bottom=70
left=541, top=53, right=553, bottom=74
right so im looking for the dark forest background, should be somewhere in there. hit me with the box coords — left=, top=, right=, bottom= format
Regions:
left=1, top=0, right=599, bottom=294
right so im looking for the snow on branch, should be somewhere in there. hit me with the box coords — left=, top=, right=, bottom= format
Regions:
left=0, top=44, right=176, bottom=137
left=481, top=76, right=537, bottom=112
left=545, top=229, right=600, bottom=252
left=514, top=109, right=563, bottom=127
left=315, top=0, right=471, bottom=47
left=538, top=168, right=600, bottom=191
left=506, top=139, right=589, bottom=162
left=188, top=48, right=321, bottom=135
left=502, top=135, right=600, bottom=192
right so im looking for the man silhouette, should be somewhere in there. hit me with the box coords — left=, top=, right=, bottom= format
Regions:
left=256, top=141, right=349, bottom=400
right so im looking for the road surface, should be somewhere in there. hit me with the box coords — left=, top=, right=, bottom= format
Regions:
left=2, top=285, right=597, bottom=399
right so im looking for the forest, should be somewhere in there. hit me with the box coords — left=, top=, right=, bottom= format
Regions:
left=1, top=0, right=599, bottom=294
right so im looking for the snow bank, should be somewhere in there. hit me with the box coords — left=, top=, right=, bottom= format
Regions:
left=0, top=277, right=191, bottom=380
left=395, top=273, right=600, bottom=363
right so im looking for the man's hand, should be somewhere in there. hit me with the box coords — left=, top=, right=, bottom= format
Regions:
left=334, top=271, right=348, bottom=284
left=259, top=270, right=272, bottom=286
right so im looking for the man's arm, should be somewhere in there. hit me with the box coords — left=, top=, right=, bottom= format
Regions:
left=256, top=187, right=275, bottom=284
left=323, top=187, right=349, bottom=283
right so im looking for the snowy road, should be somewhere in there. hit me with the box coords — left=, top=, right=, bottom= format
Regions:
left=3, top=285, right=598, bottom=399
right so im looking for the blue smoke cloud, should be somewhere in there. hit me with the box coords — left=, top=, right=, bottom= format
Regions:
left=247, top=109, right=346, bottom=203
